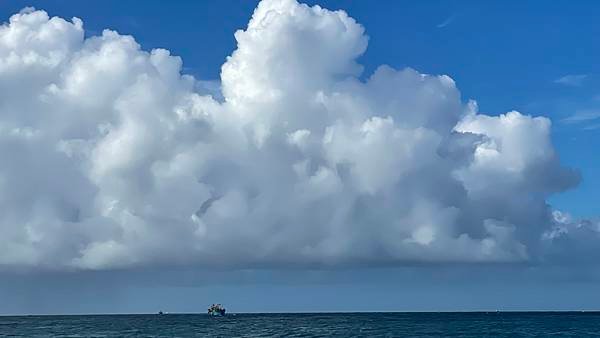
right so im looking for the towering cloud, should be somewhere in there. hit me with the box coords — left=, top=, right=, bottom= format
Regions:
left=0, top=1, right=588, bottom=270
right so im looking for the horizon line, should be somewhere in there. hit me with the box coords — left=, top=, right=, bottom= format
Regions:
left=2, top=310, right=600, bottom=317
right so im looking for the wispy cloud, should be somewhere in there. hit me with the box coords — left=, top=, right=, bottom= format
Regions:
left=583, top=123, right=600, bottom=131
left=554, top=74, right=588, bottom=87
left=436, top=15, right=456, bottom=28
left=561, top=110, right=600, bottom=124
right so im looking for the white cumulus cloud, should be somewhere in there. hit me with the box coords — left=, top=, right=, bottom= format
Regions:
left=0, top=0, right=588, bottom=271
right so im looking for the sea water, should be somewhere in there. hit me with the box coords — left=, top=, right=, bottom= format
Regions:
left=1, top=312, right=599, bottom=337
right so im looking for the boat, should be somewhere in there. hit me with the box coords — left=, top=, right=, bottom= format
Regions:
left=208, top=303, right=226, bottom=316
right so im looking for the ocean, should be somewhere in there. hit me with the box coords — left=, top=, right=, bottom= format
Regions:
left=1, top=312, right=599, bottom=337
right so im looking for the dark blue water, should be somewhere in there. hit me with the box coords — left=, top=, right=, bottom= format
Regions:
left=1, top=312, right=600, bottom=337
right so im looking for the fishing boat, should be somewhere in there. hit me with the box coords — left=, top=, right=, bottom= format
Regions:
left=208, top=303, right=226, bottom=316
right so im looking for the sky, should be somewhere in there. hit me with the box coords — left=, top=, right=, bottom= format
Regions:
left=0, top=0, right=598, bottom=314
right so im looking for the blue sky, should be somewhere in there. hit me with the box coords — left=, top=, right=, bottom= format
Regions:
left=1, top=0, right=595, bottom=216
left=0, top=0, right=599, bottom=314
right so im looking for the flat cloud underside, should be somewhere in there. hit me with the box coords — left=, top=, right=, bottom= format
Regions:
left=0, top=0, right=594, bottom=270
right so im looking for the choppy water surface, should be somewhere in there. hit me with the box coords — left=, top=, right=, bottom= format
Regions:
left=1, top=312, right=600, bottom=337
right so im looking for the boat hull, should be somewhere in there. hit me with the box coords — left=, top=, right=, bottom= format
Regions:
left=208, top=310, right=226, bottom=316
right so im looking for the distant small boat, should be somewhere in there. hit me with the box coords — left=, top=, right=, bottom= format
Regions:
left=208, top=304, right=226, bottom=316
left=158, top=311, right=164, bottom=315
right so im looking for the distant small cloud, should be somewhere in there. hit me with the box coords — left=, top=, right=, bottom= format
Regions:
left=554, top=74, right=588, bottom=87
left=561, top=110, right=600, bottom=124
left=583, top=123, right=600, bottom=131
left=436, top=15, right=455, bottom=28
